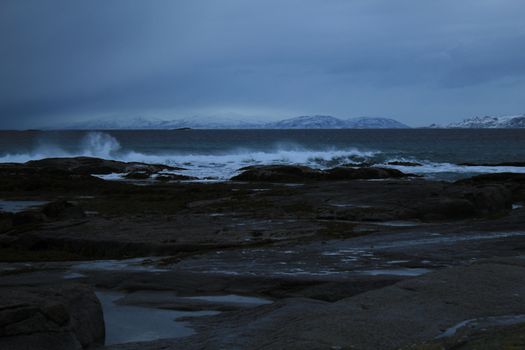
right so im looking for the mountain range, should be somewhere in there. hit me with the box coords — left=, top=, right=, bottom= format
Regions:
left=428, top=114, right=525, bottom=128
left=63, top=115, right=410, bottom=130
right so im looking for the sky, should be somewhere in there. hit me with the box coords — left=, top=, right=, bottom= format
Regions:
left=1, top=0, right=525, bottom=128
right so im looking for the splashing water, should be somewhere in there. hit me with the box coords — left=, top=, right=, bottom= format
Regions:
left=2, top=130, right=525, bottom=181
left=80, top=132, right=121, bottom=158
left=0, top=132, right=121, bottom=163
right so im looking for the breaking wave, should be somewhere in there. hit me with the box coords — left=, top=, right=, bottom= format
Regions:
left=2, top=132, right=525, bottom=180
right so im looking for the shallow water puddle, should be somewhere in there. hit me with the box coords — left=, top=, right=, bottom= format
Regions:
left=97, top=291, right=219, bottom=345
left=0, top=200, right=48, bottom=213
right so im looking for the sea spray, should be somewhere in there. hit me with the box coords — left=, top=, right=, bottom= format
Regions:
left=80, top=132, right=121, bottom=158
left=3, top=130, right=525, bottom=181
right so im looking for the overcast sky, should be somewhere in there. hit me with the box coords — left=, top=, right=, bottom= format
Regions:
left=1, top=0, right=525, bottom=128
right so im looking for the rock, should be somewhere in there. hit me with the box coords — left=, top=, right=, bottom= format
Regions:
left=0, top=164, right=120, bottom=194
left=386, top=161, right=423, bottom=166
left=0, top=284, right=105, bottom=350
left=457, top=173, right=525, bottom=202
left=0, top=212, right=14, bottom=233
left=459, top=162, right=525, bottom=167
left=416, top=197, right=477, bottom=221
left=232, top=165, right=324, bottom=182
left=123, top=171, right=152, bottom=180
left=231, top=165, right=411, bottom=182
left=12, top=210, right=46, bottom=226
left=324, top=167, right=409, bottom=180
left=157, top=261, right=525, bottom=350
left=457, top=172, right=525, bottom=185
left=155, top=174, right=197, bottom=181
left=414, top=184, right=512, bottom=221
left=25, top=157, right=180, bottom=175
left=42, top=201, right=86, bottom=220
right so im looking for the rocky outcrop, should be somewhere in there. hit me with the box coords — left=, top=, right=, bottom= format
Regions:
left=0, top=201, right=85, bottom=234
left=459, top=161, right=525, bottom=167
left=231, top=165, right=411, bottom=182
left=123, top=171, right=197, bottom=181
left=0, top=284, right=105, bottom=350
left=128, top=260, right=525, bottom=350
left=386, top=161, right=423, bottom=166
left=456, top=173, right=525, bottom=202
left=324, top=167, right=408, bottom=180
left=232, top=165, right=323, bottom=182
left=25, top=157, right=180, bottom=175
left=414, top=184, right=512, bottom=221
left=42, top=201, right=86, bottom=220
left=155, top=173, right=197, bottom=181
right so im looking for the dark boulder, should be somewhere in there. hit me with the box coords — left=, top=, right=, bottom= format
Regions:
left=232, top=165, right=323, bottom=182
left=457, top=173, right=525, bottom=202
left=386, top=161, right=423, bottom=167
left=155, top=173, right=197, bottom=181
left=123, top=171, right=152, bottom=180
left=414, top=184, right=512, bottom=221
left=25, top=157, right=180, bottom=175
left=232, top=165, right=411, bottom=182
left=0, top=284, right=105, bottom=350
left=325, top=167, right=409, bottom=180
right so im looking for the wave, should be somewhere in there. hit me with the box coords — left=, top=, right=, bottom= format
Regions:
left=0, top=132, right=379, bottom=179
left=2, top=132, right=525, bottom=180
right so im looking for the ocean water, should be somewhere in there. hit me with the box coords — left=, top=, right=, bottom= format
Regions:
left=1, top=129, right=525, bottom=181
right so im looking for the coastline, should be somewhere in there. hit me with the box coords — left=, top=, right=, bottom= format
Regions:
left=1, top=156, right=525, bottom=348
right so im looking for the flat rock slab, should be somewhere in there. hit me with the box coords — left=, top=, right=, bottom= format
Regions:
left=104, top=259, right=525, bottom=350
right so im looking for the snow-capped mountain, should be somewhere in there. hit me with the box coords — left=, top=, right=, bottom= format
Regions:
left=63, top=116, right=262, bottom=130
left=265, top=116, right=346, bottom=129
left=66, top=117, right=169, bottom=130
left=265, top=116, right=409, bottom=129
left=62, top=115, right=410, bottom=129
left=434, top=115, right=525, bottom=128
left=345, top=117, right=409, bottom=129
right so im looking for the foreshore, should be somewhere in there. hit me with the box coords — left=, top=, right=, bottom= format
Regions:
left=1, top=157, right=525, bottom=349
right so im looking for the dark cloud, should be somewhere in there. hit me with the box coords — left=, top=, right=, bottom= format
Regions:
left=1, top=0, right=524, bottom=128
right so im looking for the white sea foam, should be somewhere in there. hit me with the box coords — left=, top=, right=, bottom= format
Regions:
left=0, top=132, right=379, bottom=180
left=2, top=132, right=525, bottom=180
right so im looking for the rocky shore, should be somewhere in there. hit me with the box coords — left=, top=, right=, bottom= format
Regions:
left=1, top=157, right=525, bottom=349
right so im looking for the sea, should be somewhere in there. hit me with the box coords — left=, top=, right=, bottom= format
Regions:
left=1, top=129, right=525, bottom=181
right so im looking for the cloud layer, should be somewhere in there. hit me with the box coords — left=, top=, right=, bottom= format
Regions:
left=1, top=0, right=525, bottom=128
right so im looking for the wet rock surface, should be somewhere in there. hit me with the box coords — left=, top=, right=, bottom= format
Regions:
left=25, top=157, right=180, bottom=175
left=1, top=157, right=525, bottom=349
left=231, top=164, right=411, bottom=182
left=0, top=284, right=104, bottom=350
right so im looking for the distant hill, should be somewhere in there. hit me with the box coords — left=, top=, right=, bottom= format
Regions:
left=344, top=117, right=409, bottom=129
left=428, top=114, right=525, bottom=128
left=264, top=115, right=345, bottom=129
left=63, top=115, right=410, bottom=129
